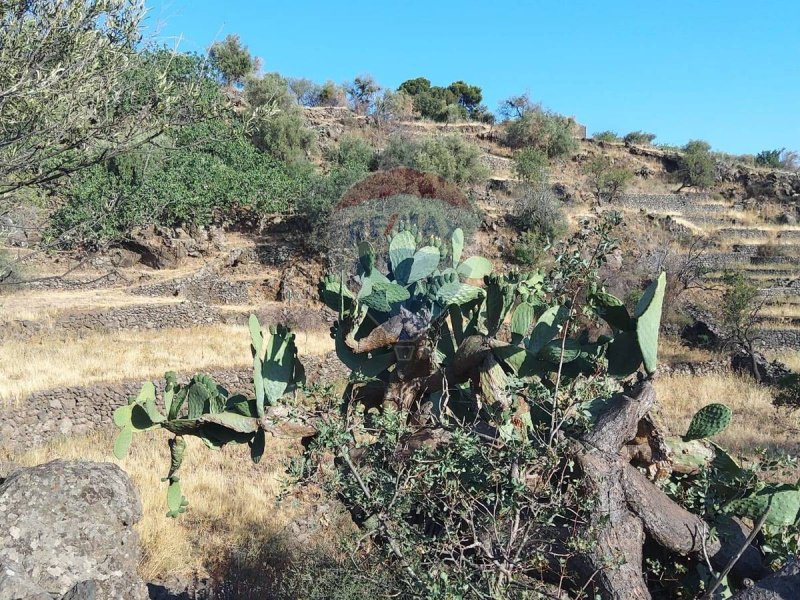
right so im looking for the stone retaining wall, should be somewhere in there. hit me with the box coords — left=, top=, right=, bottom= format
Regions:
left=0, top=353, right=349, bottom=450
left=619, top=193, right=711, bottom=212
left=55, top=301, right=220, bottom=332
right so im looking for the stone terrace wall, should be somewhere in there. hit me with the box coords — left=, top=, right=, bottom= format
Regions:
left=0, top=353, right=348, bottom=450
left=55, top=301, right=220, bottom=333
left=619, top=193, right=712, bottom=213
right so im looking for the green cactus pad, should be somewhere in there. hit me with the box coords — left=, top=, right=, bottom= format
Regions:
left=389, top=230, right=416, bottom=273
left=685, top=403, right=732, bottom=441
left=591, top=291, right=633, bottom=331
left=635, top=272, right=666, bottom=375
left=527, top=305, right=567, bottom=355
left=510, top=302, right=535, bottom=345
left=451, top=228, right=464, bottom=267
left=456, top=256, right=493, bottom=279
left=606, top=330, right=644, bottom=378
left=395, top=245, right=440, bottom=285
left=435, top=281, right=483, bottom=306
left=113, top=425, right=133, bottom=460
left=198, top=411, right=260, bottom=433
left=725, top=484, right=800, bottom=527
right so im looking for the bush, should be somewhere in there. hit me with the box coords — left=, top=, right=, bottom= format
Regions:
left=412, top=135, right=489, bottom=184
left=775, top=373, right=800, bottom=408
left=674, top=140, right=715, bottom=191
left=593, top=130, right=620, bottom=142
left=513, top=147, right=549, bottom=185
left=245, top=74, right=315, bottom=162
left=512, top=229, right=548, bottom=265
left=623, top=131, right=657, bottom=145
left=755, top=149, right=783, bottom=168
left=325, top=135, right=377, bottom=171
left=584, top=155, right=633, bottom=204
left=51, top=118, right=308, bottom=247
left=513, top=183, right=568, bottom=242
left=377, top=134, right=489, bottom=185
left=504, top=109, right=578, bottom=158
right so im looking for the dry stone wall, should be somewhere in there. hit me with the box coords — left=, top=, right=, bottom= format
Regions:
left=0, top=354, right=349, bottom=450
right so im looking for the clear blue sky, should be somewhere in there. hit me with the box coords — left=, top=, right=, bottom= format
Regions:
left=145, top=0, right=799, bottom=155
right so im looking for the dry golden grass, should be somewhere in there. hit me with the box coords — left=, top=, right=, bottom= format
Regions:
left=655, top=372, right=799, bottom=456
left=0, top=288, right=181, bottom=324
left=0, top=324, right=334, bottom=401
left=658, top=337, right=717, bottom=365
left=765, top=349, right=800, bottom=371
left=0, top=325, right=251, bottom=401
left=8, top=427, right=318, bottom=581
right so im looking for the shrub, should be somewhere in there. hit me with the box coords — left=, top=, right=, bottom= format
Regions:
left=325, top=135, right=377, bottom=171
left=674, top=140, right=715, bottom=191
left=372, top=90, right=415, bottom=124
left=775, top=373, right=800, bottom=408
left=593, top=130, right=620, bottom=142
left=412, top=136, right=489, bottom=184
left=584, top=155, right=633, bottom=204
left=377, top=135, right=489, bottom=185
left=504, top=109, right=578, bottom=158
left=317, top=81, right=348, bottom=107
left=208, top=34, right=257, bottom=87
left=755, top=149, right=783, bottom=168
left=512, top=229, right=548, bottom=265
left=513, top=147, right=549, bottom=185
left=623, top=131, right=657, bottom=145
left=513, top=183, right=568, bottom=242
left=50, top=118, right=308, bottom=247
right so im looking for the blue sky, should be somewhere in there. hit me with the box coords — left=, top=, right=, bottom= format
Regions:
left=145, top=0, right=799, bottom=155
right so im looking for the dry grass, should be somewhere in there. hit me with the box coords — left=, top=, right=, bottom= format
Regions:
left=0, top=288, right=181, bottom=324
left=658, top=337, right=717, bottom=365
left=655, top=372, right=800, bottom=456
left=765, top=349, right=800, bottom=371
left=7, top=427, right=336, bottom=582
left=0, top=324, right=334, bottom=401
left=0, top=325, right=251, bottom=401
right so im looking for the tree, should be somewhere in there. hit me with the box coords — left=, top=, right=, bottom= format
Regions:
left=674, top=139, right=715, bottom=191
left=345, top=75, right=381, bottom=115
left=584, top=155, right=633, bottom=204
left=288, top=77, right=322, bottom=107
left=208, top=34, right=256, bottom=87
left=721, top=271, right=765, bottom=380
left=447, top=80, right=483, bottom=115
left=397, top=77, right=431, bottom=97
left=0, top=0, right=186, bottom=194
left=498, top=92, right=535, bottom=121
left=623, top=131, right=657, bottom=145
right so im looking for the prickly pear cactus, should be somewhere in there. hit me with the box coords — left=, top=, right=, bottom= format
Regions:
left=112, top=314, right=305, bottom=517
left=725, top=484, right=800, bottom=527
left=684, top=403, right=732, bottom=441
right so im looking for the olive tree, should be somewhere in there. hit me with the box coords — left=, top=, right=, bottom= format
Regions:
left=0, top=0, right=187, bottom=194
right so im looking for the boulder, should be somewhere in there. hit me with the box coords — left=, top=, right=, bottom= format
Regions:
left=0, top=460, right=148, bottom=600
left=0, top=557, right=52, bottom=600
left=732, top=559, right=800, bottom=599
left=681, top=320, right=721, bottom=349
left=731, top=349, right=792, bottom=385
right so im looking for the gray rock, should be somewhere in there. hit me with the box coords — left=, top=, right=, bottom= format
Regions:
left=61, top=580, right=97, bottom=600
left=0, top=557, right=52, bottom=600
left=732, top=559, right=800, bottom=599
left=0, top=460, right=148, bottom=600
